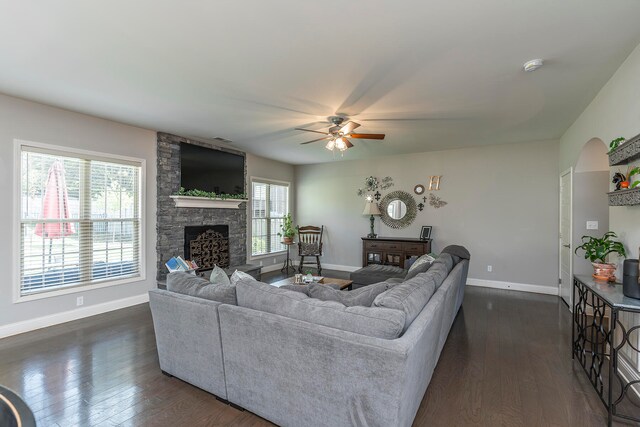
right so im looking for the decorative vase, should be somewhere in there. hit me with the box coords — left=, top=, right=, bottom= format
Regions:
left=592, top=262, right=617, bottom=282
left=283, top=236, right=293, bottom=244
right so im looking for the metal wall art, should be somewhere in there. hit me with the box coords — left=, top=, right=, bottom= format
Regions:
left=428, top=193, right=447, bottom=209
left=379, top=190, right=417, bottom=229
left=428, top=176, right=442, bottom=191
left=356, top=176, right=394, bottom=197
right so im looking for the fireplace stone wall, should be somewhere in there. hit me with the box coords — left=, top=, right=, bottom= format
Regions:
left=156, top=132, right=247, bottom=281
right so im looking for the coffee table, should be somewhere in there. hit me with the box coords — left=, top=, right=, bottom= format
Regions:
left=270, top=276, right=353, bottom=290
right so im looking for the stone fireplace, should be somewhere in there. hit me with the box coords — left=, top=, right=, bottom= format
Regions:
left=184, top=225, right=230, bottom=270
left=156, top=133, right=247, bottom=282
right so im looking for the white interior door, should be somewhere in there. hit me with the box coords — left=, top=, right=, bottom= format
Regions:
left=559, top=168, right=573, bottom=307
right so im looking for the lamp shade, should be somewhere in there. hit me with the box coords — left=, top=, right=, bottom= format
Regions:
left=363, top=201, right=381, bottom=216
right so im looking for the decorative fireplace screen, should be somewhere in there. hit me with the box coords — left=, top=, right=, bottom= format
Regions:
left=184, top=225, right=229, bottom=270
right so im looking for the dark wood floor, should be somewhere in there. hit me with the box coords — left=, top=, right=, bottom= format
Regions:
left=0, top=272, right=632, bottom=426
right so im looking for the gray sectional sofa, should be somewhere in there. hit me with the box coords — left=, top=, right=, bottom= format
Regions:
left=149, top=249, right=469, bottom=427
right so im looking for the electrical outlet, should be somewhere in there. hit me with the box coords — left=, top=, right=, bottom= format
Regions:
left=76, top=296, right=84, bottom=306
left=586, top=221, right=599, bottom=230
left=273, top=258, right=277, bottom=264
left=259, top=260, right=263, bottom=266
left=487, top=265, right=493, bottom=272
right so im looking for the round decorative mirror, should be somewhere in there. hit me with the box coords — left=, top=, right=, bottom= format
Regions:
left=414, top=184, right=425, bottom=195
left=379, top=190, right=417, bottom=229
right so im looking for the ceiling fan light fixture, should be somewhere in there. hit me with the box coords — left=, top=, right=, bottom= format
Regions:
left=335, top=137, right=348, bottom=151
left=325, top=139, right=336, bottom=150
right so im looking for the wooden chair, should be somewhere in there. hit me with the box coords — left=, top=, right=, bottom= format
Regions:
left=297, top=225, right=324, bottom=275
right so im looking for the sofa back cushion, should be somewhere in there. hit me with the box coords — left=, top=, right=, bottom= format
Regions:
left=373, top=274, right=437, bottom=331
left=308, top=281, right=390, bottom=307
left=429, top=253, right=455, bottom=289
left=167, top=272, right=237, bottom=305
left=236, top=279, right=405, bottom=339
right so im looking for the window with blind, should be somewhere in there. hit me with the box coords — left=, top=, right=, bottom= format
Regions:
left=19, top=145, right=143, bottom=296
left=251, top=180, right=289, bottom=256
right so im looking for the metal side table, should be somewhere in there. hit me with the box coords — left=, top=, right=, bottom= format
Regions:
left=572, top=275, right=640, bottom=426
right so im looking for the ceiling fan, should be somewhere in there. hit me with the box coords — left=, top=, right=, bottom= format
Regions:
left=296, top=116, right=385, bottom=152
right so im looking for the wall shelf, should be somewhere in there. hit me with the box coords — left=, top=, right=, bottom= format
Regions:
left=609, top=132, right=640, bottom=166
left=607, top=187, right=640, bottom=206
left=169, top=195, right=248, bottom=209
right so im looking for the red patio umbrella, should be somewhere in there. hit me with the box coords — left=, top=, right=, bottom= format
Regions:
left=34, top=160, right=75, bottom=263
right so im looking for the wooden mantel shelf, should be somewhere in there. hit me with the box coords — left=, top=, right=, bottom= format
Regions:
left=169, top=195, right=248, bottom=209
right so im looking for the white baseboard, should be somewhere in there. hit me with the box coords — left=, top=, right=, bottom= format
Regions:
left=321, top=263, right=360, bottom=272
left=0, top=293, right=149, bottom=339
left=617, top=354, right=640, bottom=400
left=260, top=263, right=360, bottom=274
left=466, top=278, right=558, bottom=296
left=260, top=264, right=282, bottom=273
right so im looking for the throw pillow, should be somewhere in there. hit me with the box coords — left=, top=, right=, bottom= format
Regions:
left=405, top=254, right=435, bottom=280
left=230, top=269, right=255, bottom=286
left=167, top=272, right=237, bottom=305
left=209, top=264, right=231, bottom=286
left=440, top=245, right=470, bottom=261
left=308, top=281, right=390, bottom=307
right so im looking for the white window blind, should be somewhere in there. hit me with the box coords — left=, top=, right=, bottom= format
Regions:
left=251, top=180, right=289, bottom=256
left=20, top=146, right=142, bottom=296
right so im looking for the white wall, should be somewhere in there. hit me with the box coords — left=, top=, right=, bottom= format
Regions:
left=0, top=93, right=158, bottom=336
left=559, top=42, right=640, bottom=267
left=295, top=139, right=559, bottom=289
left=245, top=153, right=295, bottom=270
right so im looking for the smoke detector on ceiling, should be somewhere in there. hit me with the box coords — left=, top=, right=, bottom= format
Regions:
left=523, top=59, right=544, bottom=72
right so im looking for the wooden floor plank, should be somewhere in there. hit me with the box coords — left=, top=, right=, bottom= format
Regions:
left=0, top=274, right=635, bottom=426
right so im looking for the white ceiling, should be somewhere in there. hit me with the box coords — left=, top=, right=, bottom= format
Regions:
left=1, top=1, right=640, bottom=165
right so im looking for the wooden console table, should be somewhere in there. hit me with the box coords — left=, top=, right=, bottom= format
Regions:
left=361, top=237, right=431, bottom=268
left=572, top=275, right=640, bottom=426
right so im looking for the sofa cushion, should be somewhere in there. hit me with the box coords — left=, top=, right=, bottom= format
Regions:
left=210, top=265, right=231, bottom=286
left=429, top=253, right=455, bottom=289
left=373, top=274, right=437, bottom=331
left=236, top=278, right=405, bottom=339
left=167, top=272, right=237, bottom=305
left=405, top=254, right=435, bottom=280
left=308, top=281, right=390, bottom=307
left=350, top=264, right=407, bottom=286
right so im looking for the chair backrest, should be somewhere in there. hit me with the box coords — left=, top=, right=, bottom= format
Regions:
left=297, top=225, right=323, bottom=256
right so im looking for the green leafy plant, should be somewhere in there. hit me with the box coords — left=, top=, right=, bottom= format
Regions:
left=609, top=137, right=626, bottom=153
left=277, top=213, right=296, bottom=239
left=609, top=137, right=626, bottom=152
left=176, top=187, right=247, bottom=200
left=574, top=231, right=626, bottom=263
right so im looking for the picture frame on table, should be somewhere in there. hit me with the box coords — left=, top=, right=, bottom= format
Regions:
left=419, top=226, right=432, bottom=240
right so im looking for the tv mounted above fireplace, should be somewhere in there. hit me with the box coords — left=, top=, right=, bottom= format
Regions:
left=180, top=143, right=245, bottom=195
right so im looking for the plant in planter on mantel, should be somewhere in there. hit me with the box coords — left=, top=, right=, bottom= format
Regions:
left=574, top=231, right=627, bottom=282
left=277, top=213, right=296, bottom=244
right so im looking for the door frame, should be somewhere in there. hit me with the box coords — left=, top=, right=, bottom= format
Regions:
left=559, top=167, right=573, bottom=309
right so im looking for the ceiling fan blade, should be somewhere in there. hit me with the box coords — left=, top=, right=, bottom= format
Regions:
left=300, top=136, right=333, bottom=145
left=295, top=128, right=330, bottom=135
left=344, top=138, right=354, bottom=148
left=348, top=133, right=385, bottom=140
left=339, top=121, right=361, bottom=134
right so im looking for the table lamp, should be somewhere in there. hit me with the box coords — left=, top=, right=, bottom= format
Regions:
left=362, top=201, right=381, bottom=238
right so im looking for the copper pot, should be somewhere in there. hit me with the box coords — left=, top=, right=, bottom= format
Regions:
left=592, top=262, right=617, bottom=282
left=282, top=237, right=293, bottom=245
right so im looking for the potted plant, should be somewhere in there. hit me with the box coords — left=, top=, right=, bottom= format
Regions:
left=608, top=137, right=626, bottom=153
left=278, top=213, right=296, bottom=244
left=574, top=231, right=627, bottom=282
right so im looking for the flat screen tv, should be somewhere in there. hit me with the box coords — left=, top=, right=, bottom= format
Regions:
left=180, top=143, right=245, bottom=195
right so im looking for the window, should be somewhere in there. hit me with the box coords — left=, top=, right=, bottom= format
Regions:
left=251, top=179, right=289, bottom=256
left=19, top=144, right=143, bottom=297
